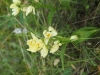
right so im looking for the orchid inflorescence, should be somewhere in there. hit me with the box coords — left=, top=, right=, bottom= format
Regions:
left=27, top=26, right=62, bottom=58
left=10, top=0, right=80, bottom=58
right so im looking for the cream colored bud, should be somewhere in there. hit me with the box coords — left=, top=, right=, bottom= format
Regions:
left=70, top=35, right=78, bottom=41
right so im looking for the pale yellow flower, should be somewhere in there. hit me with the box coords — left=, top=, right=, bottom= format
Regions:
left=26, top=6, right=35, bottom=16
left=43, top=26, right=57, bottom=45
left=50, top=41, right=62, bottom=54
left=27, top=39, right=38, bottom=52
left=40, top=45, right=48, bottom=58
left=70, top=35, right=78, bottom=41
left=48, top=26, right=57, bottom=36
left=27, top=33, right=44, bottom=52
left=43, top=26, right=57, bottom=38
left=10, top=0, right=21, bottom=16
left=43, top=30, right=51, bottom=38
left=13, top=0, right=21, bottom=4
left=12, top=6, right=20, bottom=16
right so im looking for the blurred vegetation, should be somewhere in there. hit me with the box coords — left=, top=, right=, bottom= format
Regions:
left=0, top=0, right=100, bottom=75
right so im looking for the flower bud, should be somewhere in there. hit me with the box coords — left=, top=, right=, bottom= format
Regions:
left=70, top=35, right=78, bottom=41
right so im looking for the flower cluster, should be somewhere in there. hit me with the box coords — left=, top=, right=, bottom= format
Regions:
left=27, top=26, right=62, bottom=58
left=10, top=0, right=35, bottom=16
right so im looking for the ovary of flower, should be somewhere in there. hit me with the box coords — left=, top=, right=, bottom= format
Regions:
left=13, top=0, right=21, bottom=4
left=22, top=7, right=27, bottom=12
left=40, top=45, right=48, bottom=58
left=70, top=35, right=78, bottom=42
left=26, top=6, right=35, bottom=16
left=44, top=38, right=49, bottom=45
left=50, top=41, right=62, bottom=54
left=12, top=7, right=20, bottom=16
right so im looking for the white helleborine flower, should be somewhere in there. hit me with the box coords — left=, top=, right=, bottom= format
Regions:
left=13, top=0, right=21, bottom=4
left=13, top=28, right=22, bottom=34
left=40, top=45, right=48, bottom=58
left=43, top=26, right=57, bottom=38
left=26, top=6, right=35, bottom=16
left=70, top=35, right=78, bottom=42
left=50, top=41, right=62, bottom=54
left=48, top=26, right=58, bottom=36
left=10, top=0, right=21, bottom=16
left=12, top=7, right=20, bottom=16
left=43, top=26, right=58, bottom=45
left=27, top=33, right=44, bottom=52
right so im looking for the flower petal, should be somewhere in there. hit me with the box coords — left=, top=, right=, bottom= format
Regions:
left=10, top=4, right=17, bottom=8
left=40, top=46, right=48, bottom=58
left=50, top=41, right=61, bottom=54
left=48, top=26, right=57, bottom=36
left=12, top=7, right=20, bottom=16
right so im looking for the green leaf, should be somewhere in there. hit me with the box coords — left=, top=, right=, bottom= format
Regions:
left=47, top=9, right=56, bottom=25
left=72, top=27, right=98, bottom=43
left=59, top=0, right=71, bottom=9
left=62, top=67, right=73, bottom=75
left=60, top=43, right=68, bottom=70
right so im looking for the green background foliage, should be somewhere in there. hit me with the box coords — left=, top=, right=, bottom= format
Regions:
left=0, top=0, right=100, bottom=75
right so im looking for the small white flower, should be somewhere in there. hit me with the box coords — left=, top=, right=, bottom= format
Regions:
left=70, top=35, right=78, bottom=41
left=22, top=28, right=28, bottom=33
left=26, top=6, right=35, bottom=16
left=13, top=28, right=22, bottom=34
